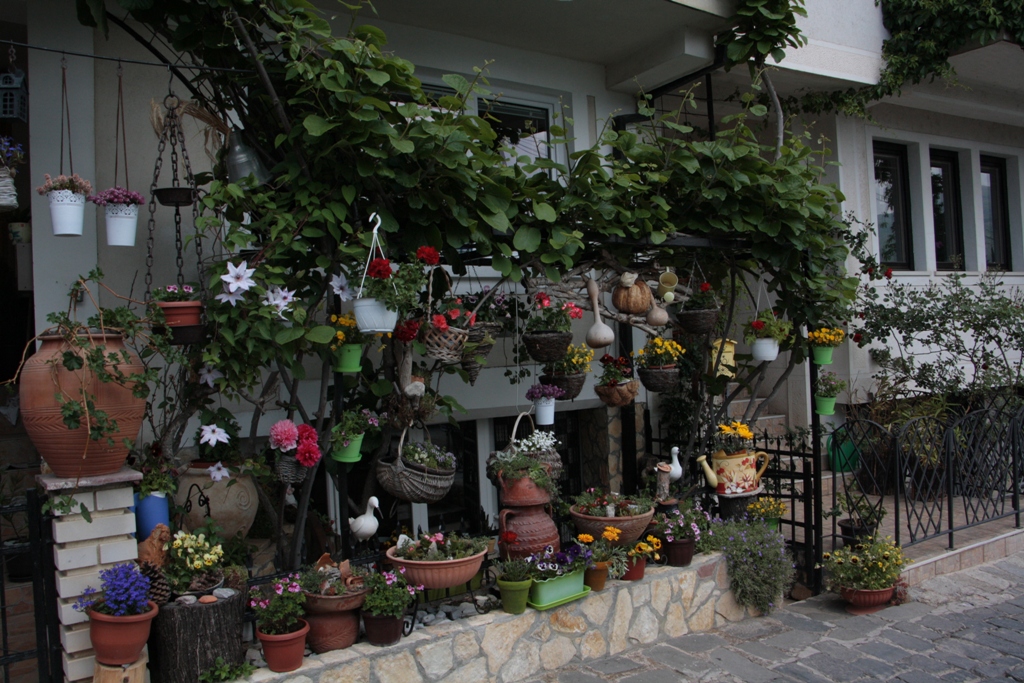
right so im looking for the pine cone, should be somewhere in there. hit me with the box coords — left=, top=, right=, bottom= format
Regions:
left=139, top=561, right=171, bottom=606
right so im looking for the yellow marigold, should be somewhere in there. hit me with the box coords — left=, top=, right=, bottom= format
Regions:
left=577, top=533, right=595, bottom=544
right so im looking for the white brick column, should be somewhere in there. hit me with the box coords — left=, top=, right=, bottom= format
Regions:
left=36, top=468, right=143, bottom=682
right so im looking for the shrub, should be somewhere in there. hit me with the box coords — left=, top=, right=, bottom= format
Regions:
left=706, top=518, right=793, bottom=615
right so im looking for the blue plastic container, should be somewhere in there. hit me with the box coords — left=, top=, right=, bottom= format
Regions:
left=134, top=492, right=170, bottom=539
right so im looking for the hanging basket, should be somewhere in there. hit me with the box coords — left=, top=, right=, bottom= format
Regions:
left=498, top=412, right=563, bottom=482
left=275, top=454, right=309, bottom=485
left=376, top=428, right=455, bottom=504
left=594, top=380, right=639, bottom=407
left=461, top=322, right=502, bottom=385
left=353, top=297, right=399, bottom=334
left=674, top=308, right=719, bottom=335
left=104, top=203, right=139, bottom=247
left=421, top=325, right=469, bottom=364
left=0, top=169, right=17, bottom=212
left=522, top=332, right=572, bottom=363
left=539, top=373, right=586, bottom=401
left=637, top=366, right=679, bottom=393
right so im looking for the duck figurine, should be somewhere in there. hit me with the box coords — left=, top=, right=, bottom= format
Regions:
left=348, top=496, right=380, bottom=542
left=668, top=446, right=683, bottom=482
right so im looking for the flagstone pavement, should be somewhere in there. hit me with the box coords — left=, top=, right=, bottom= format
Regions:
left=533, top=550, right=1024, bottom=683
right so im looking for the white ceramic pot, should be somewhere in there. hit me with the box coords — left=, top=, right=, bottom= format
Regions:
left=48, top=190, right=86, bottom=236
left=104, top=203, right=139, bottom=247
left=0, top=169, right=17, bottom=212
left=533, top=396, right=556, bottom=426
left=751, top=338, right=780, bottom=363
left=353, top=297, right=399, bottom=333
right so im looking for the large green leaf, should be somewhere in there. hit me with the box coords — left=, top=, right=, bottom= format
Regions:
left=305, top=325, right=336, bottom=344
left=303, top=115, right=339, bottom=137
left=275, top=327, right=306, bottom=345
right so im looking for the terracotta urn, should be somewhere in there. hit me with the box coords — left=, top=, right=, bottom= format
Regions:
left=175, top=465, right=259, bottom=538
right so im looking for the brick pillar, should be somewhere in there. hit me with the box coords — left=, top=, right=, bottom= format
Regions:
left=36, top=468, right=142, bottom=682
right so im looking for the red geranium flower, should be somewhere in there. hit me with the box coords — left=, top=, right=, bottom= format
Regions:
left=700, top=282, right=711, bottom=293
left=853, top=333, right=863, bottom=344
left=416, top=246, right=440, bottom=266
left=500, top=531, right=518, bottom=544
left=432, top=314, right=449, bottom=332
left=751, top=320, right=765, bottom=331
left=535, top=292, right=551, bottom=308
left=468, top=313, right=477, bottom=327
left=885, top=267, right=893, bottom=279
left=367, top=258, right=392, bottom=279
left=395, top=319, right=420, bottom=342
left=448, top=308, right=461, bottom=319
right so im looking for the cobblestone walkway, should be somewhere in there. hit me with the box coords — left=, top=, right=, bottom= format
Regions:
left=535, top=551, right=1024, bottom=682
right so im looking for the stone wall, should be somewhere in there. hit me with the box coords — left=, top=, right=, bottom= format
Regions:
left=248, top=552, right=756, bottom=683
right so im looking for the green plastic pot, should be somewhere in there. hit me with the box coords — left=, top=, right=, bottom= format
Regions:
left=333, top=344, right=363, bottom=373
left=528, top=570, right=584, bottom=606
left=815, top=395, right=837, bottom=415
left=811, top=346, right=834, bottom=365
left=331, top=433, right=365, bottom=463
left=497, top=578, right=532, bottom=614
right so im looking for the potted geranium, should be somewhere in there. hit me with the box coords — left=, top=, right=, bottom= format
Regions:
left=361, top=569, right=421, bottom=646
left=652, top=501, right=712, bottom=567
left=460, top=287, right=521, bottom=384
left=494, top=557, right=533, bottom=614
left=0, top=136, right=25, bottom=211
left=807, top=326, right=845, bottom=365
left=89, top=186, right=146, bottom=246
left=744, top=311, right=793, bottom=363
left=330, top=409, right=381, bottom=463
left=150, top=283, right=203, bottom=342
left=524, top=542, right=592, bottom=607
left=163, top=529, right=226, bottom=596
left=576, top=527, right=628, bottom=591
left=822, top=537, right=906, bottom=613
left=524, top=382, right=565, bottom=425
left=521, top=291, right=584, bottom=363
left=570, top=488, right=655, bottom=546
left=386, top=531, right=490, bottom=590
left=249, top=575, right=308, bottom=672
left=634, top=336, right=685, bottom=393
left=37, top=173, right=93, bottom=236
left=298, top=561, right=367, bottom=653
left=540, top=343, right=593, bottom=400
left=815, top=371, right=847, bottom=415
left=674, top=281, right=719, bottom=335
left=422, top=293, right=474, bottom=363
left=621, top=534, right=662, bottom=581
left=353, top=248, right=429, bottom=333
left=593, top=354, right=639, bottom=407
left=328, top=312, right=371, bottom=373
left=72, top=562, right=158, bottom=666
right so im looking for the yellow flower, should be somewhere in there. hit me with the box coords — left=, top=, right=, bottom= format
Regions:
left=173, top=539, right=182, bottom=548
left=577, top=533, right=594, bottom=544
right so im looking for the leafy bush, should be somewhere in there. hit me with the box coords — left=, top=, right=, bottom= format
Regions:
left=199, top=658, right=255, bottom=683
left=706, top=518, right=793, bottom=615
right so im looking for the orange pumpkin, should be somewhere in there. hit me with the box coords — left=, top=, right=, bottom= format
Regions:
left=612, top=277, right=653, bottom=315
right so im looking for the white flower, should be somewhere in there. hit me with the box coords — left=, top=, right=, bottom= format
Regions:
left=199, top=424, right=230, bottom=447
left=221, top=260, right=256, bottom=293
left=331, top=273, right=353, bottom=301
left=276, top=287, right=296, bottom=305
left=215, top=284, right=246, bottom=307
left=262, top=286, right=293, bottom=319
left=198, top=365, right=223, bottom=389
left=207, top=461, right=230, bottom=482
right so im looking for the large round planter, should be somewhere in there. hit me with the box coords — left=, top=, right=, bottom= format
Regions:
left=331, top=432, right=365, bottom=463
left=583, top=561, right=609, bottom=592
left=839, top=586, right=894, bottom=614
left=104, top=203, right=139, bottom=247
left=88, top=602, right=158, bottom=666
left=593, top=380, right=639, bottom=407
left=815, top=395, right=837, bottom=415
left=569, top=505, right=655, bottom=547
left=333, top=344, right=363, bottom=373
left=620, top=556, right=646, bottom=581
left=174, top=466, right=258, bottom=538
left=133, top=491, right=170, bottom=540
left=674, top=308, right=719, bottom=335
left=710, top=449, right=770, bottom=495
left=496, top=578, right=532, bottom=614
left=539, top=373, right=585, bottom=400
left=751, top=338, right=780, bottom=363
left=521, top=332, right=573, bottom=363
left=48, top=190, right=86, bottom=236
left=637, top=366, right=679, bottom=393
left=385, top=546, right=487, bottom=590
left=533, top=396, right=556, bottom=426
left=498, top=504, right=560, bottom=560
left=303, top=589, right=367, bottom=653
left=353, top=298, right=398, bottom=334
left=361, top=612, right=404, bottom=646
left=811, top=346, right=834, bottom=365
left=154, top=301, right=203, bottom=327
left=20, top=334, right=145, bottom=478
left=256, top=619, right=309, bottom=673
left=664, top=538, right=695, bottom=567
left=529, top=569, right=585, bottom=606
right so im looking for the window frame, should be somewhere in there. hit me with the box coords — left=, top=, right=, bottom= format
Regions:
left=873, top=141, right=915, bottom=271
left=929, top=149, right=965, bottom=271
left=980, top=155, right=1012, bottom=271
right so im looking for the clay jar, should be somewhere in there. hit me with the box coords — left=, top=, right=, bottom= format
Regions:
left=497, top=472, right=559, bottom=559
left=20, top=334, right=145, bottom=478
left=175, top=465, right=259, bottom=538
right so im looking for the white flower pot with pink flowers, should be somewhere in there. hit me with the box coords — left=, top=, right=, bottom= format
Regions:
left=90, top=186, right=146, bottom=247
left=38, top=174, right=92, bottom=236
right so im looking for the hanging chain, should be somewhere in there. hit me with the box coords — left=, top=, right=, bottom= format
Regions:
left=177, top=111, right=207, bottom=303
left=144, top=128, right=167, bottom=298
left=7, top=45, right=15, bottom=69
left=167, top=107, right=186, bottom=287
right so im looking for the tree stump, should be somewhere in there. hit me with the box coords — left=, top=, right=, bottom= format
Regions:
left=94, top=655, right=148, bottom=683
left=148, top=592, right=246, bottom=683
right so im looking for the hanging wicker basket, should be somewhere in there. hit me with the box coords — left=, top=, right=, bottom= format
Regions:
left=539, top=373, right=586, bottom=401
left=377, top=428, right=455, bottom=504
left=421, top=325, right=469, bottom=364
left=637, top=366, right=679, bottom=393
left=522, top=332, right=573, bottom=363
left=674, top=308, right=719, bottom=335
left=461, top=322, right=502, bottom=385
left=594, top=380, right=639, bottom=407
left=275, top=454, right=308, bottom=485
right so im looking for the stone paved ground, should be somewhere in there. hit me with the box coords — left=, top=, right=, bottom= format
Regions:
left=532, top=550, right=1024, bottom=683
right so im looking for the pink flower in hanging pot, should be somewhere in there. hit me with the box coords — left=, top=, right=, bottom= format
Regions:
left=269, top=420, right=299, bottom=451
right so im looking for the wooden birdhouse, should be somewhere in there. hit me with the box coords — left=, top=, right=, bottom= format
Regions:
left=0, top=69, right=28, bottom=122
left=711, top=338, right=737, bottom=377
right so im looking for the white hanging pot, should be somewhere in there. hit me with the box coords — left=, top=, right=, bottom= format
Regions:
left=48, top=190, right=86, bottom=236
left=104, top=203, right=139, bottom=247
left=533, top=397, right=556, bottom=426
left=752, top=338, right=780, bottom=363
left=0, top=169, right=17, bottom=212
left=353, top=297, right=399, bottom=334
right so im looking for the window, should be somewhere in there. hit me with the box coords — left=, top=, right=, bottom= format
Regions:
left=479, top=99, right=552, bottom=168
left=873, top=142, right=913, bottom=269
left=981, top=156, right=1011, bottom=271
left=930, top=150, right=964, bottom=270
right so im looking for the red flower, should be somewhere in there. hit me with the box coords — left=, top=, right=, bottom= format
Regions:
left=395, top=319, right=420, bottom=342
left=700, top=282, right=711, bottom=293
left=500, top=531, right=518, bottom=544
left=468, top=313, right=477, bottom=327
left=853, top=333, right=863, bottom=344
left=367, top=258, right=392, bottom=279
left=448, top=308, right=461, bottom=319
left=535, top=292, right=551, bottom=308
left=295, top=440, right=321, bottom=467
left=885, top=267, right=893, bottom=279
left=867, top=266, right=875, bottom=276
left=432, top=314, right=449, bottom=332
left=600, top=354, right=615, bottom=364
left=751, top=320, right=765, bottom=331
left=296, top=423, right=318, bottom=446
left=563, top=302, right=584, bottom=319
left=416, top=246, right=440, bottom=266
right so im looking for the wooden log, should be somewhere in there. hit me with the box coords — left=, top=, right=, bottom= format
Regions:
left=148, top=592, right=245, bottom=683
left=94, top=654, right=148, bottom=683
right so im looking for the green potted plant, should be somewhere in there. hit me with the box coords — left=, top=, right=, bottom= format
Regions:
left=89, top=186, right=146, bottom=247
left=815, top=371, right=847, bottom=415
left=745, top=497, right=788, bottom=532
left=575, top=527, right=628, bottom=591
left=634, top=336, right=685, bottom=393
left=827, top=494, right=887, bottom=545
left=593, top=354, right=639, bottom=407
left=540, top=343, right=593, bottom=400
left=524, top=542, right=593, bottom=608
left=329, top=409, right=381, bottom=463
left=0, top=136, right=24, bottom=211
left=521, top=291, right=584, bottom=363
left=806, top=326, right=845, bottom=365
left=569, top=489, right=655, bottom=546
left=652, top=501, right=713, bottom=567
left=494, top=557, right=532, bottom=614
left=163, top=529, right=226, bottom=595
left=386, top=531, right=490, bottom=590
left=249, top=576, right=308, bottom=672
left=361, top=569, right=421, bottom=646
left=524, top=382, right=565, bottom=426
left=353, top=249, right=429, bottom=333
left=744, top=311, right=793, bottom=363
left=621, top=534, right=662, bottom=581
left=822, top=537, right=906, bottom=613
left=327, top=312, right=371, bottom=373
left=72, top=562, right=158, bottom=666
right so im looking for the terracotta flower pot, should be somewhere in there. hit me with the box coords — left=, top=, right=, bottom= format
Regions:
left=384, top=546, right=487, bottom=590
left=303, top=589, right=367, bottom=653
left=665, top=538, right=695, bottom=567
left=361, top=611, right=404, bottom=646
left=840, top=586, right=894, bottom=614
left=174, top=466, right=258, bottom=538
left=498, top=472, right=550, bottom=507
left=583, top=561, right=610, bottom=591
left=154, top=300, right=203, bottom=327
left=257, top=619, right=309, bottom=673
left=569, top=505, right=655, bottom=547
left=498, top=504, right=560, bottom=560
left=620, top=556, right=646, bottom=581
left=20, top=334, right=146, bottom=478
left=88, top=602, right=158, bottom=666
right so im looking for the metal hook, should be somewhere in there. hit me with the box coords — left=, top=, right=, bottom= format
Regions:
left=166, top=64, right=174, bottom=96
left=369, top=212, right=382, bottom=234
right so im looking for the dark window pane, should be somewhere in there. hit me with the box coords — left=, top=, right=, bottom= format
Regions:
left=981, top=156, right=1011, bottom=270
left=930, top=150, right=963, bottom=270
left=874, top=142, right=913, bottom=269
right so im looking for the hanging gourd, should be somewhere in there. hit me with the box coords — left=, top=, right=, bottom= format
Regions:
left=611, top=273, right=652, bottom=315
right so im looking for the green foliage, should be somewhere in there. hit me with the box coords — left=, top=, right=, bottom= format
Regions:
left=198, top=658, right=256, bottom=683
left=719, top=0, right=808, bottom=68
left=705, top=518, right=793, bottom=614
left=815, top=371, right=847, bottom=398
left=494, top=557, right=532, bottom=582
left=822, top=537, right=906, bottom=592
left=487, top=450, right=557, bottom=497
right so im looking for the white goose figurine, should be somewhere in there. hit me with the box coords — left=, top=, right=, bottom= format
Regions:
left=668, top=446, right=683, bottom=482
left=348, top=496, right=380, bottom=542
